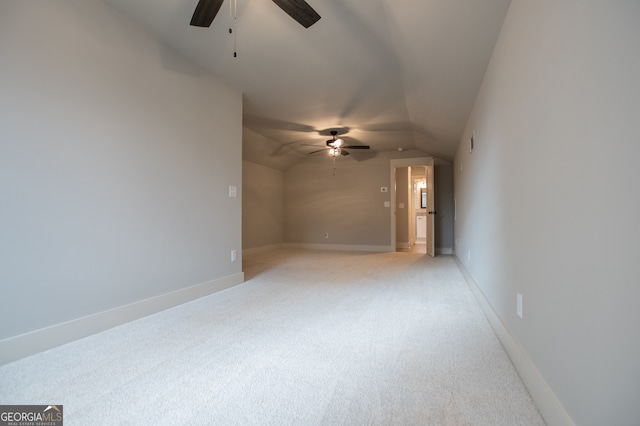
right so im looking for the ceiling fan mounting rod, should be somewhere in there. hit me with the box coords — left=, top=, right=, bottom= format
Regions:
left=230, top=0, right=237, bottom=57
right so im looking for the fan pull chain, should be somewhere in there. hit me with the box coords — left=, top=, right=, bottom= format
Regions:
left=229, top=0, right=237, bottom=57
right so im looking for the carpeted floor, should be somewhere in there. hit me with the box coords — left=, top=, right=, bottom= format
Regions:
left=0, top=249, right=545, bottom=425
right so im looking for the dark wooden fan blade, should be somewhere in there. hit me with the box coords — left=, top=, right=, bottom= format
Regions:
left=190, top=0, right=224, bottom=27
left=342, top=145, right=370, bottom=149
left=341, top=150, right=350, bottom=156
left=272, top=0, right=321, bottom=28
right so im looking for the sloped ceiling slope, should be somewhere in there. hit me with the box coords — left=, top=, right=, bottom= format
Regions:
left=105, top=0, right=511, bottom=169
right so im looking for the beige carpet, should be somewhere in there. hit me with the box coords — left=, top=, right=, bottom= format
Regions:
left=0, top=249, right=545, bottom=425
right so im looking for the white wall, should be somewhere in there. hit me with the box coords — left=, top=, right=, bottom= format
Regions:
left=0, top=0, right=243, bottom=359
left=242, top=161, right=284, bottom=250
left=454, top=1, right=640, bottom=424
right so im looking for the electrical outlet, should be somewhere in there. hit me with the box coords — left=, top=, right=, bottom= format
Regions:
left=380, top=187, right=388, bottom=193
left=231, top=249, right=237, bottom=262
left=517, top=293, right=523, bottom=319
left=324, top=232, right=329, bottom=239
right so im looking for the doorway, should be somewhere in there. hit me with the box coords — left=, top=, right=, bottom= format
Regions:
left=412, top=173, right=428, bottom=252
left=390, top=158, right=435, bottom=256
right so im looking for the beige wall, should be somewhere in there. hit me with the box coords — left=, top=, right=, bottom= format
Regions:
left=284, top=155, right=392, bottom=247
left=454, top=0, right=640, bottom=424
left=278, top=151, right=454, bottom=252
left=435, top=164, right=454, bottom=252
left=242, top=161, right=285, bottom=250
left=395, top=168, right=410, bottom=246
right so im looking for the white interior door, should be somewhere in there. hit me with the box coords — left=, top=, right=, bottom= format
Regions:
left=426, top=158, right=435, bottom=257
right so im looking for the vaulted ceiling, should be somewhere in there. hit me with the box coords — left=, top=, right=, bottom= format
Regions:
left=105, top=0, right=511, bottom=170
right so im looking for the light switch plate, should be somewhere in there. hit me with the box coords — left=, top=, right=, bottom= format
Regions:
left=229, top=186, right=237, bottom=197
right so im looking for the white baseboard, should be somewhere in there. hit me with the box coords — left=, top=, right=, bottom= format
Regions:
left=244, top=244, right=452, bottom=255
left=0, top=272, right=244, bottom=366
left=243, top=244, right=284, bottom=257
left=283, top=243, right=392, bottom=253
left=436, top=247, right=453, bottom=255
left=454, top=257, right=574, bottom=426
left=281, top=243, right=452, bottom=255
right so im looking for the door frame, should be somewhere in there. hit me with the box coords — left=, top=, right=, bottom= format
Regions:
left=390, top=157, right=434, bottom=254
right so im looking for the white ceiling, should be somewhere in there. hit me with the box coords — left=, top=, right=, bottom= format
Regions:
left=105, top=0, right=511, bottom=169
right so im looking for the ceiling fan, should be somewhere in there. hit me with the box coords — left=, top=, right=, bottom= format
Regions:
left=190, top=0, right=321, bottom=29
left=308, top=130, right=371, bottom=157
